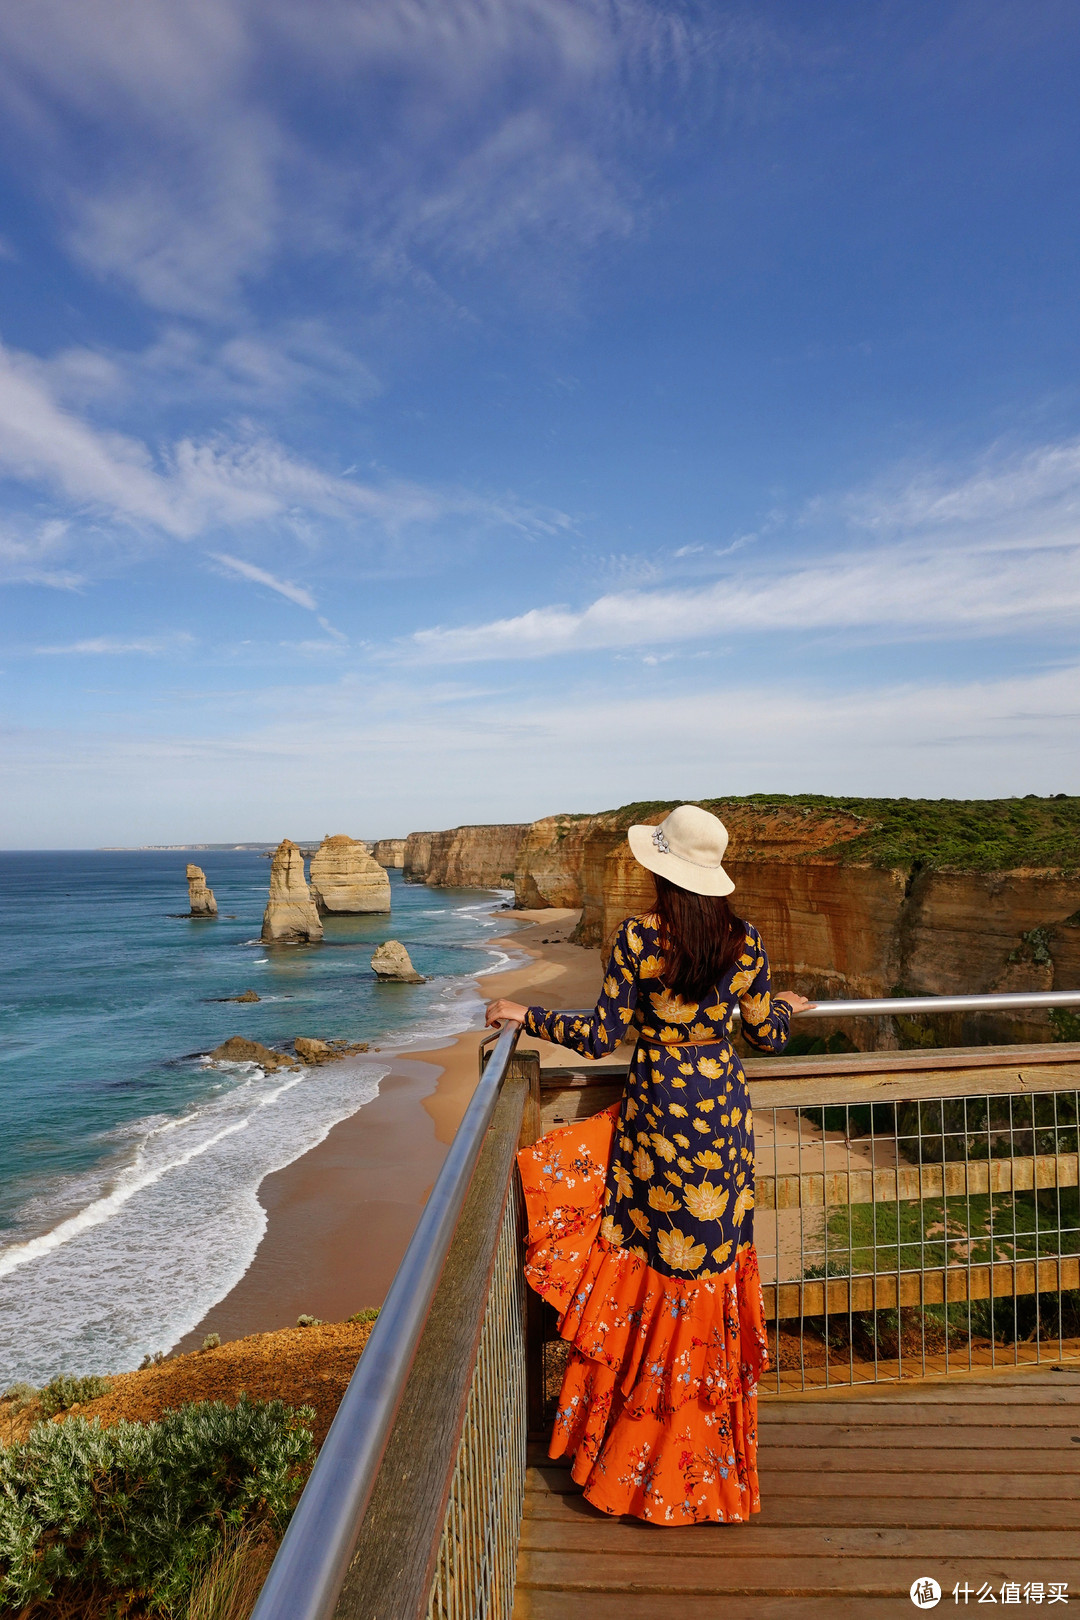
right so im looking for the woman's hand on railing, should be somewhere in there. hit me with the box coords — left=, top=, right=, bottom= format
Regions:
left=774, top=992, right=816, bottom=1016
left=485, top=998, right=528, bottom=1027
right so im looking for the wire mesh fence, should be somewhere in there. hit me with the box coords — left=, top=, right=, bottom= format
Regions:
left=427, top=1184, right=528, bottom=1620
left=754, top=1085, right=1080, bottom=1390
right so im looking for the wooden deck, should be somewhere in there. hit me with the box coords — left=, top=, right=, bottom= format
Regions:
left=513, top=1364, right=1080, bottom=1618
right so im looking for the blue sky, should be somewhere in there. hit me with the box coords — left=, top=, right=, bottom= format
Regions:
left=1, top=0, right=1078, bottom=845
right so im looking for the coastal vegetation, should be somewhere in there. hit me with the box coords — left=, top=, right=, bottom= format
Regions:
left=0, top=1396, right=313, bottom=1615
left=0, top=1312, right=379, bottom=1618
left=605, top=793, right=1080, bottom=873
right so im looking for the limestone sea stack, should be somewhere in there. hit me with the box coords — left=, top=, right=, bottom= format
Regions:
left=261, top=839, right=323, bottom=943
left=372, top=838, right=406, bottom=869
left=308, top=835, right=391, bottom=914
left=371, top=940, right=425, bottom=982
left=186, top=864, right=218, bottom=917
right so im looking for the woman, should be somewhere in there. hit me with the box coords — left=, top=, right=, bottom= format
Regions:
left=486, top=804, right=811, bottom=1525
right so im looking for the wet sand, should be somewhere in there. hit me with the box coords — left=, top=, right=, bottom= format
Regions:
left=179, top=908, right=607, bottom=1349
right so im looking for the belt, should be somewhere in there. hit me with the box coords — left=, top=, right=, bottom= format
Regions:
left=635, top=1032, right=728, bottom=1048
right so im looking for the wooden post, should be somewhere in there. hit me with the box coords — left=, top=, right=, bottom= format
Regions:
left=512, top=1047, right=541, bottom=1151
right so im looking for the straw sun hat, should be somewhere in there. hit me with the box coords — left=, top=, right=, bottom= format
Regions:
left=627, top=804, right=735, bottom=898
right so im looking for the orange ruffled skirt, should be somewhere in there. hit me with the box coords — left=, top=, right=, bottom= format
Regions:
left=518, top=1103, right=768, bottom=1524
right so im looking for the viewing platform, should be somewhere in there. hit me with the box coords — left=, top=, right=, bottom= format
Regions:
left=248, top=995, right=1080, bottom=1620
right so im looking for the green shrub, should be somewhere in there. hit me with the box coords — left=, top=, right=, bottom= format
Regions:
left=37, top=1372, right=112, bottom=1417
left=347, top=1307, right=379, bottom=1327
left=1049, top=1007, right=1080, bottom=1043
left=201, top=1333, right=221, bottom=1352
left=0, top=1396, right=314, bottom=1613
left=295, top=1315, right=322, bottom=1328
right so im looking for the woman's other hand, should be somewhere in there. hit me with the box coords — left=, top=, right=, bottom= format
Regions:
left=485, top=998, right=528, bottom=1027
left=774, top=992, right=815, bottom=1015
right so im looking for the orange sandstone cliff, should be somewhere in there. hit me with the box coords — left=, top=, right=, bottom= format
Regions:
left=404, top=823, right=527, bottom=889
left=515, top=798, right=1080, bottom=1046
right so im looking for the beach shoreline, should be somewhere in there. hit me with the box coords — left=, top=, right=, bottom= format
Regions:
left=177, top=907, right=609, bottom=1350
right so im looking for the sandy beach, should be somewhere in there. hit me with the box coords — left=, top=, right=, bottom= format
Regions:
left=178, top=907, right=607, bottom=1350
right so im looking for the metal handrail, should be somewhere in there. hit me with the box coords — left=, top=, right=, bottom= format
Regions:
left=250, top=1018, right=523, bottom=1620
left=561, top=990, right=1080, bottom=1019
left=788, top=990, right=1080, bottom=1017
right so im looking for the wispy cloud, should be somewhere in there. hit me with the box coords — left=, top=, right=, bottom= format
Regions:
left=0, top=0, right=773, bottom=316
left=209, top=553, right=316, bottom=611
left=0, top=337, right=563, bottom=578
left=406, top=437, right=1080, bottom=662
left=34, top=633, right=195, bottom=656
left=843, top=438, right=1080, bottom=533
left=406, top=535, right=1080, bottom=661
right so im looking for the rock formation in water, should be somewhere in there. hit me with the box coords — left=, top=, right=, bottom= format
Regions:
left=294, top=1035, right=370, bottom=1064
left=308, top=835, right=391, bottom=914
left=372, top=838, right=406, bottom=868
left=405, top=824, right=528, bottom=888
left=371, top=940, right=425, bottom=982
left=186, top=864, right=218, bottom=917
left=209, top=1035, right=296, bottom=1071
left=261, top=840, right=323, bottom=943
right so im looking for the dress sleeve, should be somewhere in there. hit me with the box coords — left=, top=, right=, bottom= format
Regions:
left=523, top=919, right=641, bottom=1059
left=736, top=929, right=792, bottom=1053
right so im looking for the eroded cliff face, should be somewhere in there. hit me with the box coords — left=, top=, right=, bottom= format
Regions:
left=403, top=831, right=435, bottom=883
left=404, top=824, right=527, bottom=888
left=569, top=807, right=1080, bottom=1045
left=261, top=839, right=323, bottom=943
left=308, top=835, right=391, bottom=914
left=514, top=814, right=601, bottom=907
left=372, top=838, right=406, bottom=869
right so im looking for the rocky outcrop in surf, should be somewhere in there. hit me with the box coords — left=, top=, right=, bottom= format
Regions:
left=294, top=1036, right=371, bottom=1064
left=308, top=835, right=391, bottom=914
left=209, top=1035, right=296, bottom=1071
left=261, top=840, right=323, bottom=944
left=186, top=865, right=217, bottom=917
left=371, top=940, right=425, bottom=982
left=372, top=838, right=406, bottom=868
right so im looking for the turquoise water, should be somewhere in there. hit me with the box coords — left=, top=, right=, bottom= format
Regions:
left=0, top=852, right=518, bottom=1384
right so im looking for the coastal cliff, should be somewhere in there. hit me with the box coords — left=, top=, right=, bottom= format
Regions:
left=403, top=831, right=435, bottom=883
left=405, top=823, right=527, bottom=888
left=372, top=838, right=406, bottom=869
left=519, top=796, right=1080, bottom=1046
left=185, top=864, right=217, bottom=917
left=308, top=835, right=391, bottom=914
left=261, top=840, right=323, bottom=943
left=514, top=814, right=602, bottom=907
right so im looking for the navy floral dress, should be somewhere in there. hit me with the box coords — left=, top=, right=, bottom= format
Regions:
left=523, top=913, right=791, bottom=1282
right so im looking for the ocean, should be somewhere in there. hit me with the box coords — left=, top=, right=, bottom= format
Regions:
left=0, top=851, right=520, bottom=1386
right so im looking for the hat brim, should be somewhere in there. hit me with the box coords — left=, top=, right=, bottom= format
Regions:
left=627, top=823, right=735, bottom=897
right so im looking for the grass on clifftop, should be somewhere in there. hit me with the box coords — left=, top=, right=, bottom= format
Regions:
left=604, top=794, right=1080, bottom=873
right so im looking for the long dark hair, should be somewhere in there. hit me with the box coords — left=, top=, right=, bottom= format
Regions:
left=653, top=874, right=747, bottom=1001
